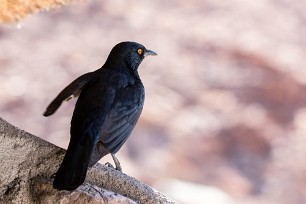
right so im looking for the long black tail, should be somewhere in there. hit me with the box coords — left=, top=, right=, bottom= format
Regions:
left=53, top=139, right=94, bottom=190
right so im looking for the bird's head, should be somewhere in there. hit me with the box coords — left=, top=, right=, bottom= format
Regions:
left=104, top=41, right=157, bottom=72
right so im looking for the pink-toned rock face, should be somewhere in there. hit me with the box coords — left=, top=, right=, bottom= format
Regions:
left=1, top=0, right=306, bottom=203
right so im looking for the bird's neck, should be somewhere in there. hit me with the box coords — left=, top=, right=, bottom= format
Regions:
left=102, top=62, right=141, bottom=82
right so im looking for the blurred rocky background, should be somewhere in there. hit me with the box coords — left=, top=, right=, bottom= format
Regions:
left=1, top=0, right=306, bottom=203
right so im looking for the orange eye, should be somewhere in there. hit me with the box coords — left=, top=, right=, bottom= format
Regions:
left=137, top=48, right=143, bottom=55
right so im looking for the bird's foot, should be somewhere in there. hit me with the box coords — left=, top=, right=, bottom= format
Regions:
left=104, top=154, right=122, bottom=171
left=105, top=162, right=115, bottom=169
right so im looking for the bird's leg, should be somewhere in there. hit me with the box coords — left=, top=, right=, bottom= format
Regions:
left=111, top=154, right=122, bottom=171
left=105, top=154, right=122, bottom=171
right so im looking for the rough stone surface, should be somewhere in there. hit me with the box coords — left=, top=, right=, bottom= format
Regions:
left=0, top=117, right=176, bottom=203
left=30, top=177, right=136, bottom=204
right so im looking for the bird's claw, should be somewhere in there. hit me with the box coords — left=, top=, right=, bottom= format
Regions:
left=105, top=162, right=115, bottom=169
left=115, top=165, right=122, bottom=172
left=105, top=162, right=122, bottom=171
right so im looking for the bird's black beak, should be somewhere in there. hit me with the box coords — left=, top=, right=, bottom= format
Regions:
left=144, top=49, right=157, bottom=57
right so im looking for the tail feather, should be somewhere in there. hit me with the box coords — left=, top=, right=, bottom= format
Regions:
left=53, top=140, right=94, bottom=190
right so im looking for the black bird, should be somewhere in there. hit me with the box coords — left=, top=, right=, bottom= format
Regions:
left=43, top=41, right=157, bottom=190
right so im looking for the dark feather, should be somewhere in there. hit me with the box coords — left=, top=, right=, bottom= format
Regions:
left=89, top=84, right=144, bottom=165
left=43, top=72, right=95, bottom=116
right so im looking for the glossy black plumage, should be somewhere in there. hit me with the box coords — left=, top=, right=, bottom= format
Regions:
left=44, top=42, right=157, bottom=190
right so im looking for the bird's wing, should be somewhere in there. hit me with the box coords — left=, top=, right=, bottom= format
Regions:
left=43, top=72, right=95, bottom=116
left=101, top=87, right=144, bottom=153
left=89, top=86, right=144, bottom=166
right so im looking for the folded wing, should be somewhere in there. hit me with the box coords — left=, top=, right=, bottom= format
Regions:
left=89, top=86, right=144, bottom=166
